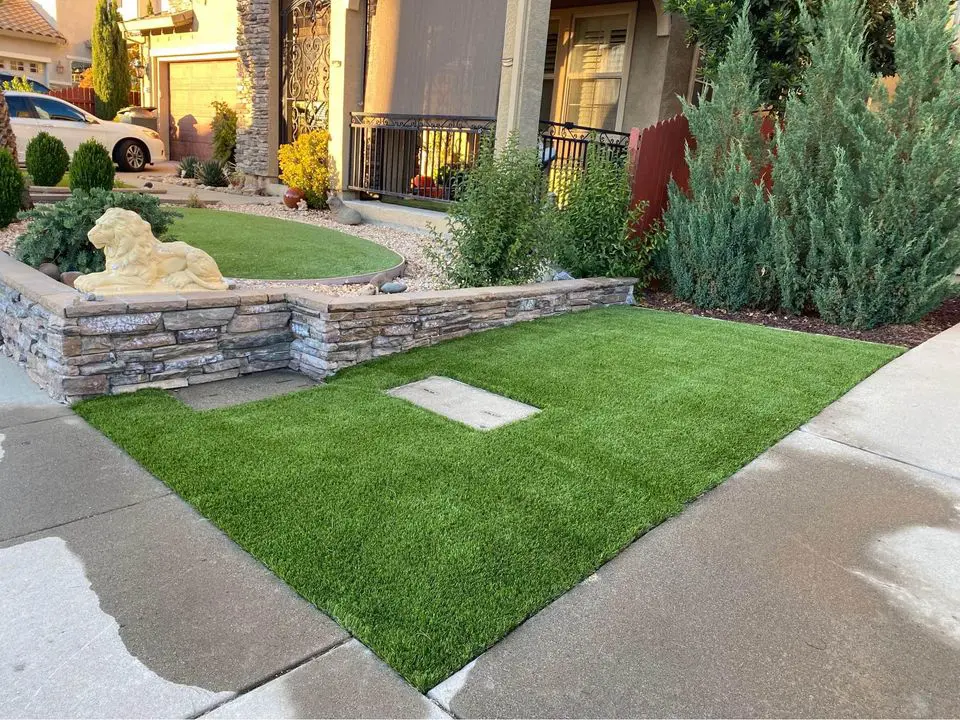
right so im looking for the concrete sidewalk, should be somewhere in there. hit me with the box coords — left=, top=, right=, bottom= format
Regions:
left=0, top=355, right=444, bottom=719
left=430, top=324, right=960, bottom=718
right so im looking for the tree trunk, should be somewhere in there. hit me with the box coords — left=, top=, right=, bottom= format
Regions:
left=0, top=93, right=18, bottom=160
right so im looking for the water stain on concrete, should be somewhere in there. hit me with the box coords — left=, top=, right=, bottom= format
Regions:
left=0, top=537, right=233, bottom=719
left=852, top=471, right=960, bottom=649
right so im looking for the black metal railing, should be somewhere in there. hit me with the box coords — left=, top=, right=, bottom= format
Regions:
left=349, top=113, right=495, bottom=202
left=538, top=120, right=631, bottom=197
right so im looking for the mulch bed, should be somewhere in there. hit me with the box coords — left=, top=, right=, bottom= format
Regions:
left=637, top=290, right=960, bottom=348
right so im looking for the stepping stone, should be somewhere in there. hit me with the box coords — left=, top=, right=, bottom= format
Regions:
left=387, top=376, right=540, bottom=430
left=170, top=370, right=317, bottom=410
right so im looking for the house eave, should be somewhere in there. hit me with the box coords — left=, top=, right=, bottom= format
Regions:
left=121, top=10, right=194, bottom=34
left=0, top=27, right=64, bottom=45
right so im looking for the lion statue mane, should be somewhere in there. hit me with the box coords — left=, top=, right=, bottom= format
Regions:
left=74, top=208, right=229, bottom=295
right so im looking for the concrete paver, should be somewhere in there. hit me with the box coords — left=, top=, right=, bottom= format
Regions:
left=430, top=429, right=960, bottom=718
left=206, top=639, right=449, bottom=719
left=170, top=370, right=317, bottom=410
left=387, top=375, right=540, bottom=430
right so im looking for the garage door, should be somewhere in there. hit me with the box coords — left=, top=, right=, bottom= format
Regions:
left=167, top=60, right=237, bottom=161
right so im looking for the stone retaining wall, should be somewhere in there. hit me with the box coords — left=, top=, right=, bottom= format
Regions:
left=0, top=252, right=635, bottom=403
left=289, top=282, right=636, bottom=379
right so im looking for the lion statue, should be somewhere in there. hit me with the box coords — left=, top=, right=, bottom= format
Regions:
left=74, top=208, right=229, bottom=295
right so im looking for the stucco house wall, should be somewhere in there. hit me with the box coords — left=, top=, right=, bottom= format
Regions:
left=363, top=0, right=508, bottom=117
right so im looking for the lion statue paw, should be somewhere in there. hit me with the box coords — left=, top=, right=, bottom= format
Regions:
left=74, top=208, right=229, bottom=295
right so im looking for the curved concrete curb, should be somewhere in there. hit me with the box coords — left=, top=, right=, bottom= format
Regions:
left=230, top=257, right=407, bottom=287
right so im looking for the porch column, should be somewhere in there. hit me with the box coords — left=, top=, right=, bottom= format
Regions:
left=495, top=0, right=551, bottom=150
left=327, top=0, right=365, bottom=197
left=236, top=0, right=280, bottom=181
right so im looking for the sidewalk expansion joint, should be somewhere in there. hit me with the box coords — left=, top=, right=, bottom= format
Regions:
left=0, top=491, right=173, bottom=545
left=191, top=635, right=356, bottom=719
left=799, top=427, right=960, bottom=483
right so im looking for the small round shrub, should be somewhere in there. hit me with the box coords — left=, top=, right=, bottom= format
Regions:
left=0, top=148, right=24, bottom=227
left=196, top=159, right=227, bottom=187
left=25, top=132, right=70, bottom=187
left=278, top=130, right=330, bottom=209
left=69, top=140, right=115, bottom=192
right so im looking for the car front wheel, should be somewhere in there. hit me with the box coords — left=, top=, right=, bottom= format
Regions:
left=117, top=140, right=147, bottom=172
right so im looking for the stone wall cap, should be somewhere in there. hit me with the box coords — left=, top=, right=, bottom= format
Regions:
left=322, top=278, right=638, bottom=311
left=0, top=252, right=78, bottom=302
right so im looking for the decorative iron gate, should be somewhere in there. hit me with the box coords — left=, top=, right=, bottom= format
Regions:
left=280, top=0, right=331, bottom=143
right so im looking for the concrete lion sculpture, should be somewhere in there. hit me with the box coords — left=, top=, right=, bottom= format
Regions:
left=74, top=208, right=229, bottom=295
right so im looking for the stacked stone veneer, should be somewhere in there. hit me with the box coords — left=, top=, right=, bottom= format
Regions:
left=0, top=252, right=635, bottom=403
left=289, top=281, right=636, bottom=378
left=235, top=0, right=273, bottom=178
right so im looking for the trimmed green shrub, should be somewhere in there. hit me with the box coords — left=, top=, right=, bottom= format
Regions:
left=15, top=189, right=179, bottom=272
left=664, top=9, right=777, bottom=311
left=553, top=145, right=647, bottom=279
left=70, top=140, right=115, bottom=192
left=0, top=148, right=23, bottom=227
left=25, top=132, right=69, bottom=186
left=772, top=0, right=960, bottom=328
left=429, top=133, right=555, bottom=287
left=178, top=155, right=200, bottom=179
left=197, top=159, right=228, bottom=187
left=211, top=101, right=238, bottom=163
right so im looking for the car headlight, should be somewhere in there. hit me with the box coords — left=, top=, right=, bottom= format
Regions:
left=143, top=129, right=161, bottom=140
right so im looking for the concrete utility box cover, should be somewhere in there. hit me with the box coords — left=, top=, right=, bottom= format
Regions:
left=386, top=376, right=540, bottom=430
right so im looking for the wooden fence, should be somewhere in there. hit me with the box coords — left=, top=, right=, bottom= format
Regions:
left=49, top=87, right=142, bottom=116
left=627, top=114, right=693, bottom=238
left=627, top=112, right=780, bottom=238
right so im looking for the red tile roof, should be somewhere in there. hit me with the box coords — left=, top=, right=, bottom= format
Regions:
left=0, top=0, right=65, bottom=43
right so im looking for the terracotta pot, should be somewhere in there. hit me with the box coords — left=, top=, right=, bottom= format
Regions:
left=283, top=188, right=305, bottom=209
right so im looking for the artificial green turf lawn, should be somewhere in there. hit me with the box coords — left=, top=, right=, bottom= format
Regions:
left=75, top=307, right=901, bottom=690
left=166, top=208, right=403, bottom=280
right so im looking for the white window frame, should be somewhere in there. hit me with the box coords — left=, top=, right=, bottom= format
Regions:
left=547, top=3, right=637, bottom=132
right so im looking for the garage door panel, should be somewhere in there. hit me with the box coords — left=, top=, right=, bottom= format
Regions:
left=168, top=60, right=237, bottom=161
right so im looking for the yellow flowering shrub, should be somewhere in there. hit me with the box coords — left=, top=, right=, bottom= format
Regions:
left=278, top=129, right=331, bottom=209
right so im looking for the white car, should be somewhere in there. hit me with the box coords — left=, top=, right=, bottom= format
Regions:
left=5, top=91, right=166, bottom=172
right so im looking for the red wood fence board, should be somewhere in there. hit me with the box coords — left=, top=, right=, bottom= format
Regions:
left=49, top=87, right=142, bottom=116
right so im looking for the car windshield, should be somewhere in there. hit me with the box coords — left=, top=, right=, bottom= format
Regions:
left=30, top=96, right=88, bottom=123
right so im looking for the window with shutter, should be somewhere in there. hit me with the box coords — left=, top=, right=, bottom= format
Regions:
left=562, top=13, right=630, bottom=130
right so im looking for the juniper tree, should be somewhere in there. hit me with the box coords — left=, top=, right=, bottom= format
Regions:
left=773, top=0, right=960, bottom=328
left=664, top=8, right=777, bottom=310
left=771, top=0, right=877, bottom=313
left=92, top=0, right=131, bottom=120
